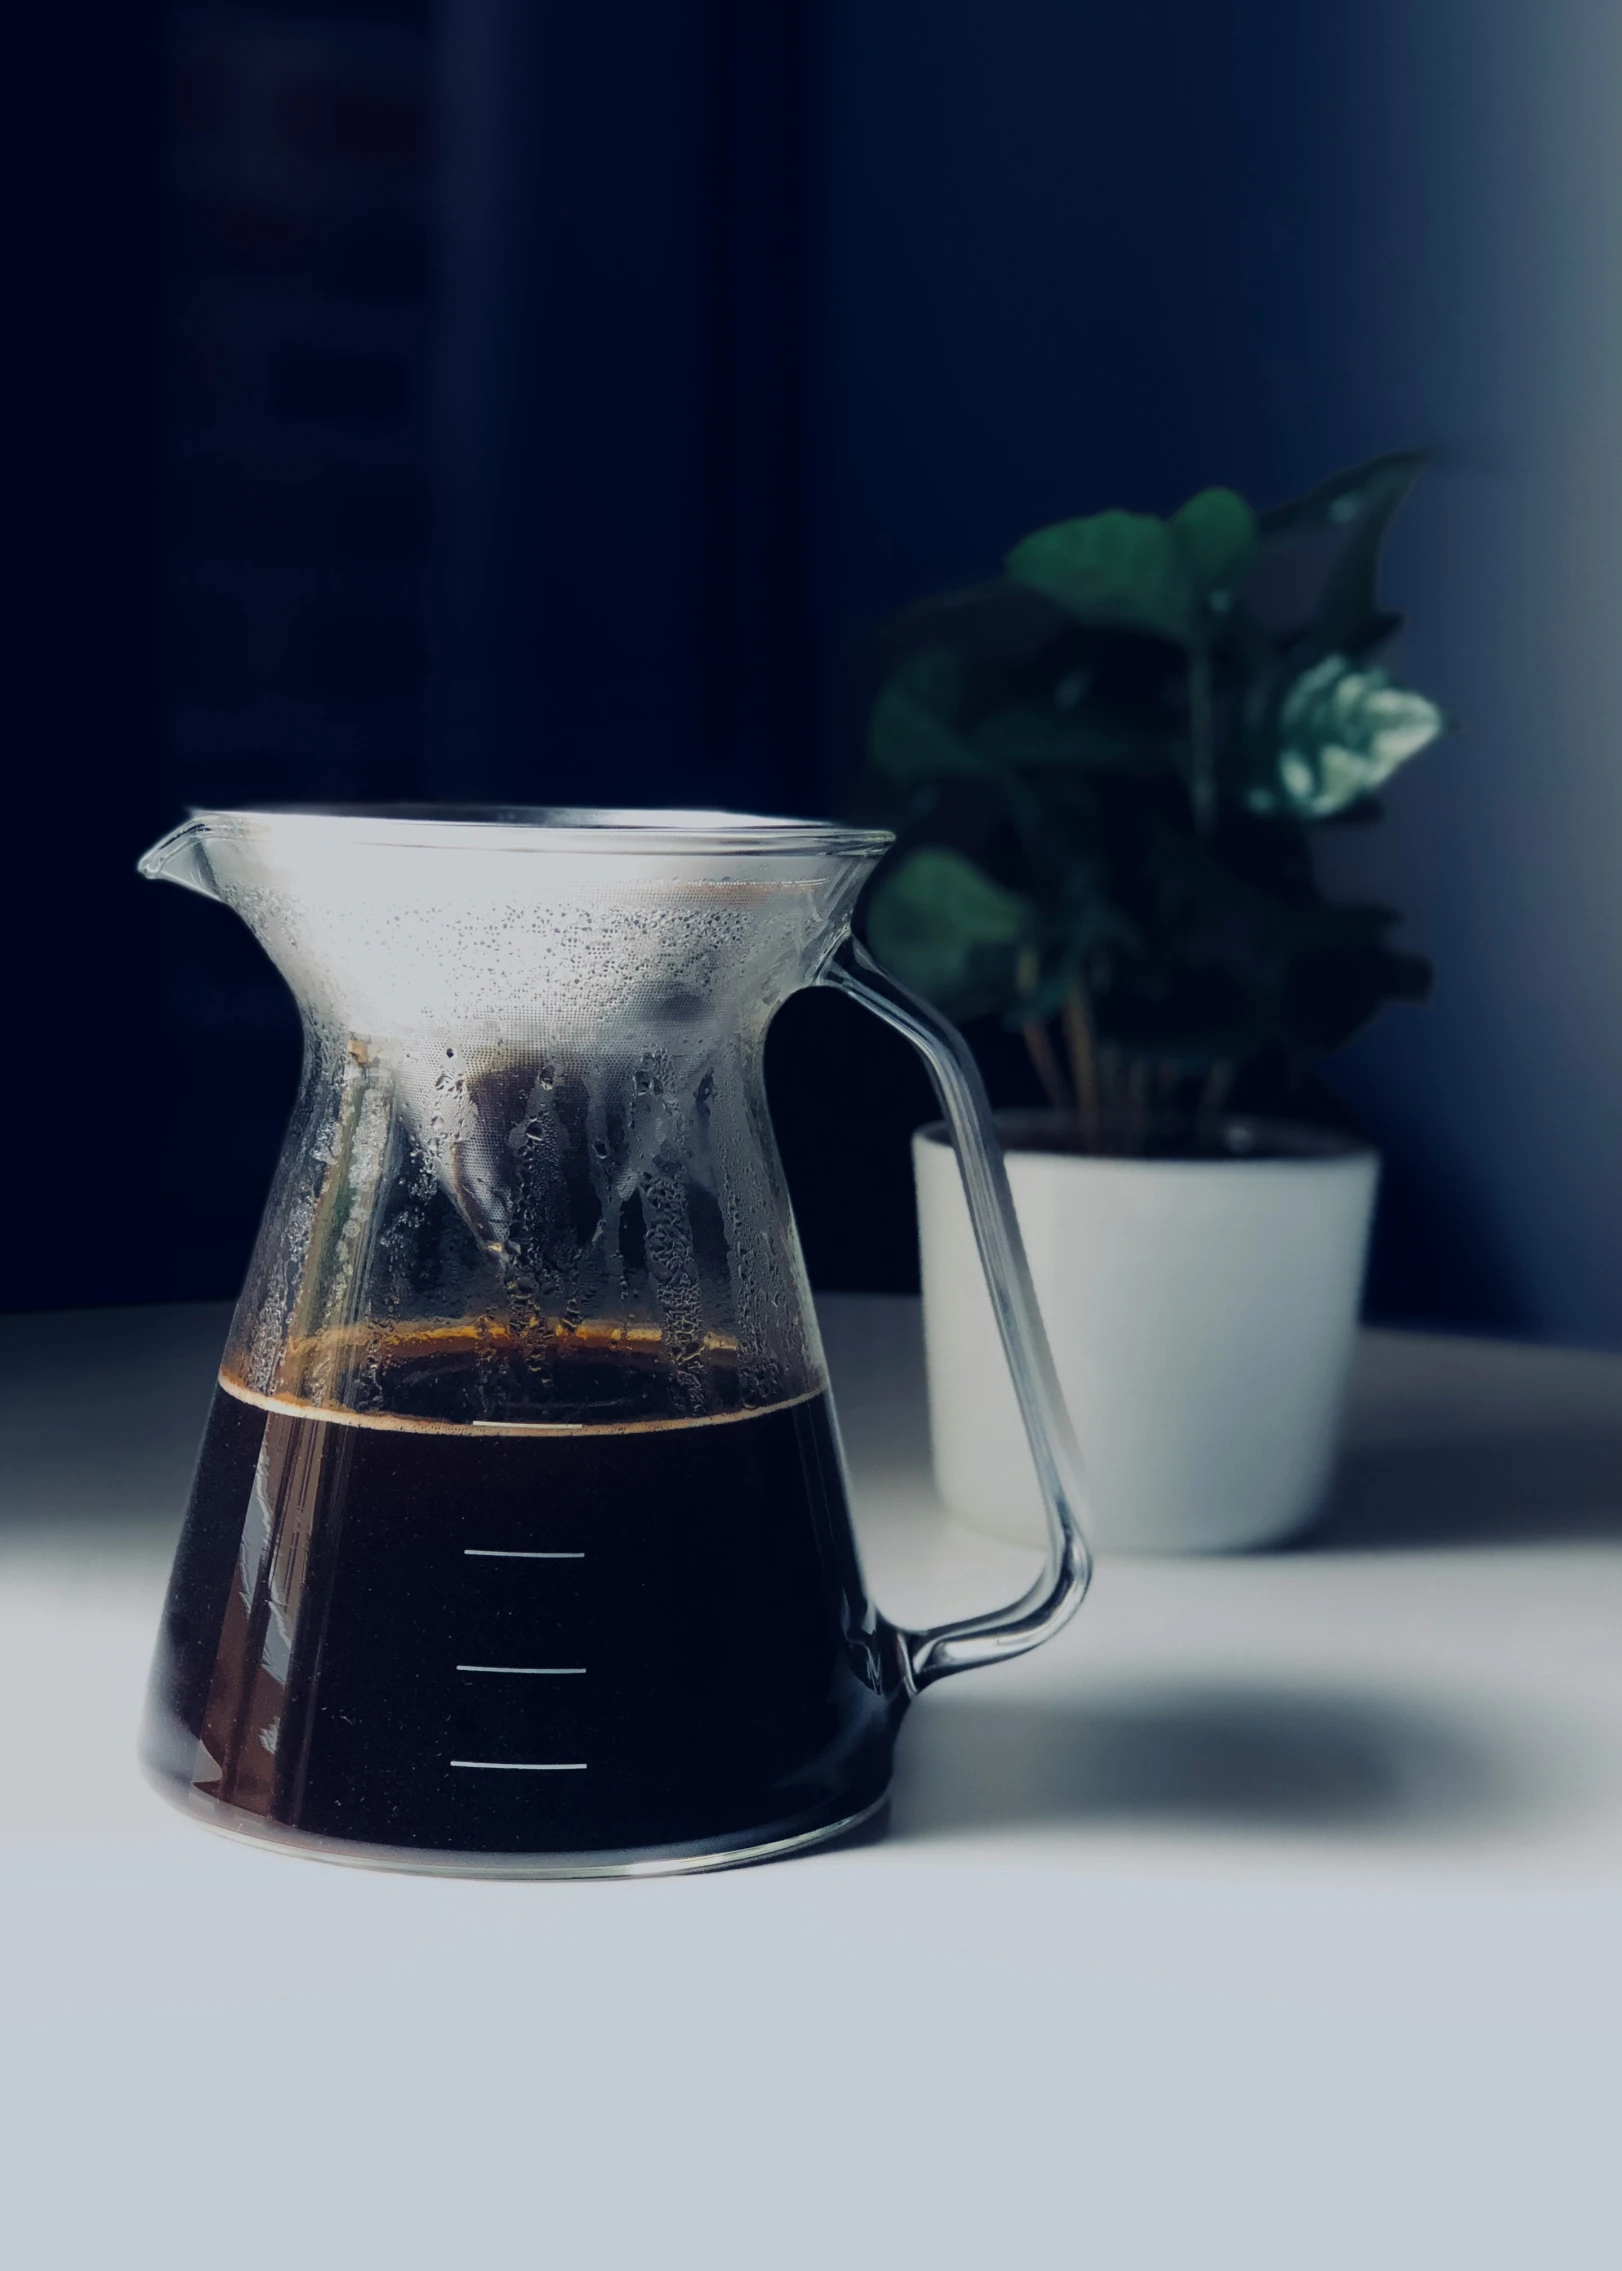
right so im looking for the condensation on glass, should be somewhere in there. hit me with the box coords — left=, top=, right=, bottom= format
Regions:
left=139, top=807, right=1092, bottom=1876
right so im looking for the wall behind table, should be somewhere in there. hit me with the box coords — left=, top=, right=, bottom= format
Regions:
left=1, top=0, right=170, bottom=1311
left=6, top=0, right=1616, bottom=1339
left=1306, top=1, right=1622, bottom=1347
left=807, top=0, right=1622, bottom=1338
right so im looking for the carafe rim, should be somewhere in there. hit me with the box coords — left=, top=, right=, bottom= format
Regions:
left=140, top=803, right=895, bottom=870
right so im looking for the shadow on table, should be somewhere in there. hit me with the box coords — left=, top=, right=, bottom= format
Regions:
left=1305, top=1430, right=1622, bottom=1551
left=887, top=1684, right=1520, bottom=1844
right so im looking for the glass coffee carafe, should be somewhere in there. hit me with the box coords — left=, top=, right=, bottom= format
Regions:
left=139, top=807, right=1090, bottom=1875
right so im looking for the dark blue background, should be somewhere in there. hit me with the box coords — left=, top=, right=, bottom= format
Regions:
left=1, top=1, right=1483, bottom=1320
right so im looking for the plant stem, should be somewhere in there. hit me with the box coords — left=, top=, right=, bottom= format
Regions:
left=1021, top=1020, right=1072, bottom=1116
left=1189, top=642, right=1216, bottom=834
left=1062, top=983, right=1102, bottom=1149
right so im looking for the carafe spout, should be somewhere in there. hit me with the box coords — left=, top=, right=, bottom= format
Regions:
left=137, top=818, right=222, bottom=902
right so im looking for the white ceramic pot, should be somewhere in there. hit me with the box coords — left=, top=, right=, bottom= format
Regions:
left=914, top=1111, right=1379, bottom=1555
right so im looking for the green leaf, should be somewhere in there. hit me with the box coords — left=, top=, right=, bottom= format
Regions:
left=1257, top=450, right=1426, bottom=657
left=1258, top=449, right=1425, bottom=538
left=1247, top=657, right=1444, bottom=818
left=865, top=848, right=1036, bottom=1021
left=1284, top=926, right=1433, bottom=1054
left=971, top=704, right=1171, bottom=775
left=1005, top=511, right=1199, bottom=646
left=1170, top=487, right=1257, bottom=597
left=866, top=651, right=988, bottom=791
left=1011, top=885, right=1142, bottom=1026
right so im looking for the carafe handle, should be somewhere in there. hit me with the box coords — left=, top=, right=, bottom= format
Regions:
left=821, top=939, right=1092, bottom=1692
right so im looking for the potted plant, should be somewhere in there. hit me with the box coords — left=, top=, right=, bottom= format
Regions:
left=853, top=452, right=1445, bottom=1553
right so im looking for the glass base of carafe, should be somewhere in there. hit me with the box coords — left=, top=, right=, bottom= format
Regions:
left=141, top=1766, right=891, bottom=1879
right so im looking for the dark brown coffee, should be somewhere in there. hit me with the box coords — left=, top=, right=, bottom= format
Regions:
left=143, top=1341, right=904, bottom=1865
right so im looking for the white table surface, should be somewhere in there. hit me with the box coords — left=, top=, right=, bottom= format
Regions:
left=3, top=1296, right=1621, bottom=2269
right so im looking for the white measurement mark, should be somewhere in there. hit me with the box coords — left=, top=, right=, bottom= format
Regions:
left=450, top=1760, right=588, bottom=1772
left=463, top=1548, right=584, bottom=1560
left=456, top=1664, right=586, bottom=1677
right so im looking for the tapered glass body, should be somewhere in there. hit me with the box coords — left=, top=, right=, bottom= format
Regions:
left=139, top=808, right=1090, bottom=1876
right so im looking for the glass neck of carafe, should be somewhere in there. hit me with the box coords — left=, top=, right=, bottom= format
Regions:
left=140, top=808, right=891, bottom=1433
